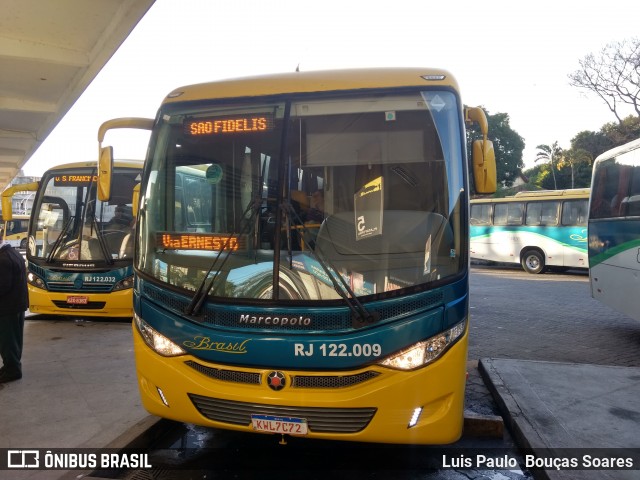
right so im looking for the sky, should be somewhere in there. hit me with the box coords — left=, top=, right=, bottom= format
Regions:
left=22, top=0, right=640, bottom=176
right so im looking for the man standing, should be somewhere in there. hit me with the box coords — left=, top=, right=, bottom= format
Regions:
left=0, top=240, right=28, bottom=383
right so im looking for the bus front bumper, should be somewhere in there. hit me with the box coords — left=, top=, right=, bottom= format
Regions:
left=132, top=324, right=468, bottom=445
left=27, top=285, right=133, bottom=318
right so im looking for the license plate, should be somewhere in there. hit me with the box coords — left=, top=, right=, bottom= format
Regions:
left=251, top=414, right=308, bottom=435
left=67, top=296, right=88, bottom=305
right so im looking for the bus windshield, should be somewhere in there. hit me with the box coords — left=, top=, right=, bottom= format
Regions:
left=30, top=167, right=139, bottom=263
left=139, top=91, right=465, bottom=302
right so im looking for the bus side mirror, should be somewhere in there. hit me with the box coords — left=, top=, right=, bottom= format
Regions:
left=98, top=146, right=113, bottom=202
left=132, top=184, right=140, bottom=218
left=472, top=139, right=497, bottom=194
left=465, top=106, right=497, bottom=194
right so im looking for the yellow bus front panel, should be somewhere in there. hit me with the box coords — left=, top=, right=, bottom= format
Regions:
left=28, top=284, right=133, bottom=318
left=133, top=323, right=468, bottom=445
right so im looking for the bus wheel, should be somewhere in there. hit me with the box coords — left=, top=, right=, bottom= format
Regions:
left=20, top=238, right=27, bottom=249
left=521, top=250, right=545, bottom=274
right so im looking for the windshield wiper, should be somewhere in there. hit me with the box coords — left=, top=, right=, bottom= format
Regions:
left=185, top=196, right=263, bottom=317
left=46, top=216, right=76, bottom=263
left=281, top=201, right=379, bottom=328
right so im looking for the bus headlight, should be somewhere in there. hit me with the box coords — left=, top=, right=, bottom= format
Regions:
left=134, top=314, right=186, bottom=357
left=379, top=320, right=466, bottom=370
left=27, top=272, right=46, bottom=290
left=113, top=275, right=134, bottom=291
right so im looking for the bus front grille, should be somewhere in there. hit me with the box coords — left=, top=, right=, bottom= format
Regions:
left=47, top=282, right=114, bottom=293
left=292, top=371, right=380, bottom=388
left=51, top=300, right=107, bottom=309
left=184, top=360, right=380, bottom=388
left=188, top=394, right=376, bottom=433
left=184, top=361, right=261, bottom=385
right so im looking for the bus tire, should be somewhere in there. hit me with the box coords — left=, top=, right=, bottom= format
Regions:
left=20, top=238, right=27, bottom=249
left=521, top=250, right=545, bottom=274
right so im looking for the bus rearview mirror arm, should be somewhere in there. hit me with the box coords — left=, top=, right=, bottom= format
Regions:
left=1, top=182, right=39, bottom=221
left=97, top=117, right=154, bottom=202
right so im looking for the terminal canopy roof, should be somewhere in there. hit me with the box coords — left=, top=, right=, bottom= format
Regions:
left=0, top=0, right=155, bottom=191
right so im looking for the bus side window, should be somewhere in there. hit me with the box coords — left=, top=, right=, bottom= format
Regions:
left=610, top=165, right=633, bottom=215
left=470, top=204, right=491, bottom=225
left=620, top=166, right=640, bottom=216
left=525, top=202, right=541, bottom=226
left=526, top=201, right=561, bottom=226
left=493, top=204, right=507, bottom=225
left=562, top=200, right=588, bottom=226
left=494, top=203, right=523, bottom=226
left=508, top=203, right=524, bottom=225
left=540, top=201, right=559, bottom=225
left=593, top=164, right=621, bottom=218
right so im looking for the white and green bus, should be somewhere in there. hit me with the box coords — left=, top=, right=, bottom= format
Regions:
left=470, top=189, right=589, bottom=274
left=588, top=138, right=640, bottom=321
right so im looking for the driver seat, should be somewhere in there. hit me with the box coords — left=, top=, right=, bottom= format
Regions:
left=119, top=232, right=134, bottom=258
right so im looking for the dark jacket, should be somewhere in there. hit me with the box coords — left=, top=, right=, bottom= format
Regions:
left=0, top=244, right=28, bottom=315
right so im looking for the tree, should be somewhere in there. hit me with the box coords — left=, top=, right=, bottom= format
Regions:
left=569, top=130, right=612, bottom=163
left=569, top=38, right=640, bottom=123
left=521, top=163, right=551, bottom=190
left=466, top=109, right=525, bottom=188
left=534, top=143, right=561, bottom=190
left=569, top=116, right=640, bottom=164
left=556, top=148, right=592, bottom=189
left=526, top=117, right=640, bottom=192
left=600, top=115, right=640, bottom=145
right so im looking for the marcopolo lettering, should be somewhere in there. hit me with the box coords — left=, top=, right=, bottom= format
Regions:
left=239, top=314, right=312, bottom=327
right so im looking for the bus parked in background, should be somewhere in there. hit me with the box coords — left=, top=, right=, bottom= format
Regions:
left=98, top=68, right=496, bottom=444
left=2, top=160, right=143, bottom=318
left=1, top=214, right=30, bottom=249
left=588, top=138, right=640, bottom=321
left=470, top=189, right=589, bottom=274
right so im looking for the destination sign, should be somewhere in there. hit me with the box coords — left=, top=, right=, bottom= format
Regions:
left=184, top=114, right=274, bottom=136
left=53, top=174, right=97, bottom=186
left=157, top=232, right=246, bottom=251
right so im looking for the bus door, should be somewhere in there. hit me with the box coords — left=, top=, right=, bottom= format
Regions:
left=559, top=199, right=588, bottom=268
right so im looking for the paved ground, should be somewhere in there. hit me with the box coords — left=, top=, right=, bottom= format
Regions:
left=481, top=358, right=640, bottom=480
left=468, top=264, right=640, bottom=368
left=468, top=264, right=640, bottom=480
left=465, top=263, right=640, bottom=419
left=0, top=318, right=150, bottom=480
left=0, top=319, right=145, bottom=450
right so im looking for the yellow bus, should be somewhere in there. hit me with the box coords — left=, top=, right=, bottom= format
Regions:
left=1, top=214, right=30, bottom=249
left=2, top=160, right=143, bottom=318
left=98, top=68, right=496, bottom=444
